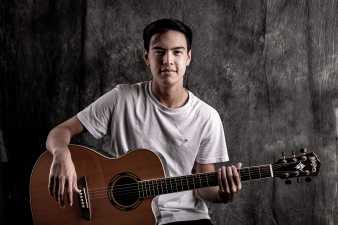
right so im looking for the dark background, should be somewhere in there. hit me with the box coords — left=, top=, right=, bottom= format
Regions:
left=1, top=0, right=338, bottom=224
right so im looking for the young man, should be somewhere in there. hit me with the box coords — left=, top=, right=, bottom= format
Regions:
left=46, top=18, right=241, bottom=225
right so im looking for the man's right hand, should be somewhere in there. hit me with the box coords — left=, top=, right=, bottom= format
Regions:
left=48, top=148, right=80, bottom=207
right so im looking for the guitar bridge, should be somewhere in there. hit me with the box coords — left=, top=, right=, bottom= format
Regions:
left=78, top=176, right=92, bottom=220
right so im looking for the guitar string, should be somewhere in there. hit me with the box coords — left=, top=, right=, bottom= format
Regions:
left=87, top=171, right=301, bottom=200
left=86, top=169, right=273, bottom=194
left=86, top=171, right=295, bottom=198
left=85, top=162, right=302, bottom=194
left=84, top=162, right=299, bottom=193
left=86, top=168, right=303, bottom=196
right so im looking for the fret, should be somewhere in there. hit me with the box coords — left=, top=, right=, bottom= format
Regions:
left=148, top=180, right=152, bottom=196
left=138, top=182, right=141, bottom=198
left=143, top=181, right=147, bottom=198
left=180, top=177, right=184, bottom=191
left=155, top=180, right=159, bottom=196
left=198, top=174, right=202, bottom=188
left=240, top=168, right=250, bottom=181
left=144, top=181, right=148, bottom=197
left=150, top=180, right=153, bottom=196
left=169, top=178, right=173, bottom=193
left=154, top=180, right=158, bottom=195
left=141, top=182, right=146, bottom=198
left=185, top=175, right=190, bottom=190
left=205, top=173, right=209, bottom=186
left=155, top=180, right=158, bottom=195
left=252, top=167, right=260, bottom=179
left=147, top=181, right=151, bottom=197
left=164, top=178, right=168, bottom=194
left=160, top=178, right=164, bottom=194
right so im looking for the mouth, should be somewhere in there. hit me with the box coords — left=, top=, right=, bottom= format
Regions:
left=160, top=69, right=176, bottom=73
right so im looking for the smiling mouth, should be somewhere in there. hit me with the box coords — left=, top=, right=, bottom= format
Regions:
left=161, top=70, right=176, bottom=73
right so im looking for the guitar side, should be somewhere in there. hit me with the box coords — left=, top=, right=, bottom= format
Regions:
left=30, top=144, right=165, bottom=225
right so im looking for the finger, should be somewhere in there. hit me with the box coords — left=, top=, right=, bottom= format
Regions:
left=59, top=176, right=66, bottom=207
left=222, top=166, right=230, bottom=194
left=236, top=162, right=242, bottom=169
left=65, top=179, right=70, bottom=205
left=68, top=178, right=74, bottom=206
left=218, top=168, right=223, bottom=191
left=48, top=176, right=54, bottom=197
left=227, top=166, right=237, bottom=193
left=232, top=165, right=242, bottom=191
left=54, top=176, right=59, bottom=202
left=73, top=176, right=81, bottom=193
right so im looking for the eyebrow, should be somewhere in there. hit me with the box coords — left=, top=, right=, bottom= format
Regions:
left=151, top=46, right=186, bottom=51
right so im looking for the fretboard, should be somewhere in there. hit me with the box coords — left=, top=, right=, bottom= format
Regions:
left=138, top=164, right=273, bottom=198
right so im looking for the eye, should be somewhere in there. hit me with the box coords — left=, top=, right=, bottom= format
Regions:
left=173, top=50, right=183, bottom=56
left=154, top=50, right=165, bottom=56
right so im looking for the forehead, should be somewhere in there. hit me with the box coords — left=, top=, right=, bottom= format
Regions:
left=149, top=30, right=188, bottom=49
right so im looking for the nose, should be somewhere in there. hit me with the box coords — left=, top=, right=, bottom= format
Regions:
left=162, top=51, right=173, bottom=65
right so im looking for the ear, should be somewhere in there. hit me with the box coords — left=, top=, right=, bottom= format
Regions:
left=143, top=51, right=149, bottom=66
left=186, top=49, right=192, bottom=66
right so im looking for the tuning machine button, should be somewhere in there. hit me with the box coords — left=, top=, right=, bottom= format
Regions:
left=300, top=148, right=307, bottom=154
left=280, top=152, right=287, bottom=163
left=291, top=171, right=300, bottom=177
left=291, top=151, right=297, bottom=162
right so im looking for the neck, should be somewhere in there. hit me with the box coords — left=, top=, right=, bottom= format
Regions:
left=137, top=164, right=274, bottom=199
left=151, top=80, right=188, bottom=108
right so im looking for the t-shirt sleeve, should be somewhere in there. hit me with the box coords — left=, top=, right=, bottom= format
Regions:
left=195, top=109, right=229, bottom=164
left=77, top=87, right=119, bottom=139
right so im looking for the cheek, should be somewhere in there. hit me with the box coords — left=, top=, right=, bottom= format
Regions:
left=177, top=60, right=187, bottom=72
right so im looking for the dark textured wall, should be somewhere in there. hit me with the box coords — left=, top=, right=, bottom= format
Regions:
left=1, top=0, right=338, bottom=225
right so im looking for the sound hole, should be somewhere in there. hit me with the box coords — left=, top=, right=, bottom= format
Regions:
left=108, top=172, right=141, bottom=211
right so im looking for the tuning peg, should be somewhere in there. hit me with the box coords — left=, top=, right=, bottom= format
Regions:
left=281, top=152, right=287, bottom=163
left=291, top=151, right=297, bottom=162
left=285, top=180, right=292, bottom=185
left=305, top=177, right=312, bottom=182
left=300, top=148, right=307, bottom=154
left=291, top=171, right=300, bottom=177
left=303, top=170, right=311, bottom=176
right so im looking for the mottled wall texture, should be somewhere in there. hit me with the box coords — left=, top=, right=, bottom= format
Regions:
left=1, top=0, right=338, bottom=225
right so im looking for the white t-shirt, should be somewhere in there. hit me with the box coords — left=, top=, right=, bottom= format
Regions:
left=77, top=81, right=229, bottom=225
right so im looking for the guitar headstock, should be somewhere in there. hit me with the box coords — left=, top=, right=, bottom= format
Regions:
left=273, top=148, right=320, bottom=183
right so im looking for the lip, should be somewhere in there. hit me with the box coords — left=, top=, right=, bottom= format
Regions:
left=160, top=69, right=176, bottom=73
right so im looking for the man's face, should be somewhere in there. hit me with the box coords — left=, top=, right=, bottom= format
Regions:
left=144, top=30, right=191, bottom=88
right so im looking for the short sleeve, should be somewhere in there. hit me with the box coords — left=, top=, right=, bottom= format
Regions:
left=77, top=87, right=119, bottom=139
left=196, top=109, right=229, bottom=164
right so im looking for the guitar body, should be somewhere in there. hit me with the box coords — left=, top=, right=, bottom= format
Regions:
left=30, top=144, right=165, bottom=225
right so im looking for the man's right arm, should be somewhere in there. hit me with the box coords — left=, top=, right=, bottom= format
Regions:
left=46, top=116, right=84, bottom=207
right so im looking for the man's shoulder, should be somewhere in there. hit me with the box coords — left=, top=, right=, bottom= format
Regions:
left=189, top=92, right=221, bottom=120
left=108, top=81, right=148, bottom=96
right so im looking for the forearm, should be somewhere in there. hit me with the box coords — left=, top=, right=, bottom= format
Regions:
left=194, top=163, right=241, bottom=204
left=46, top=126, right=73, bottom=156
left=46, top=116, right=84, bottom=156
left=194, top=186, right=228, bottom=203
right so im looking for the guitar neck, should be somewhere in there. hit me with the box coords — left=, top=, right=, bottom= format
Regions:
left=138, top=164, right=273, bottom=198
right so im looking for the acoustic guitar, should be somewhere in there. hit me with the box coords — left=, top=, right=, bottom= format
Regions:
left=30, top=144, right=320, bottom=225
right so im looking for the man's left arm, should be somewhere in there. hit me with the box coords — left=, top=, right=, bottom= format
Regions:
left=194, top=162, right=242, bottom=203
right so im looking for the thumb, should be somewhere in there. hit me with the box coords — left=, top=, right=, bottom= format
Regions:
left=236, top=162, right=242, bottom=169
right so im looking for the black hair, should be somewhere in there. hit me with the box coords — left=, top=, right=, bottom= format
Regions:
left=143, top=18, right=193, bottom=52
